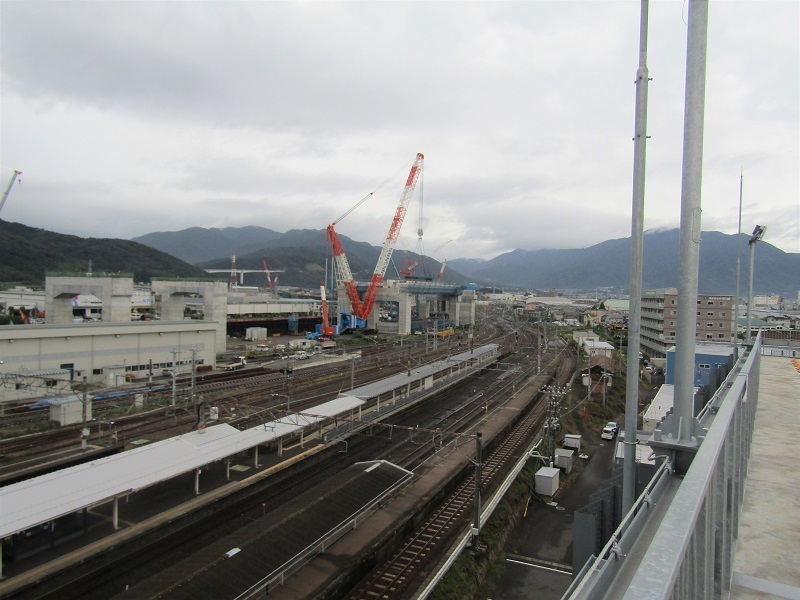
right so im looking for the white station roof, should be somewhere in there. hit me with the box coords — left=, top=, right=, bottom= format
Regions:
left=350, top=344, right=499, bottom=400
left=0, top=396, right=364, bottom=539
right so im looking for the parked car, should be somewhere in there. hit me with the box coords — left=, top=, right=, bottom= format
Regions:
left=601, top=421, right=619, bottom=440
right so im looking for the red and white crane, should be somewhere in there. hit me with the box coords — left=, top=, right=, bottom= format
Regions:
left=327, top=152, right=424, bottom=326
left=262, top=259, right=278, bottom=290
left=437, top=259, right=448, bottom=279
left=318, top=282, right=334, bottom=337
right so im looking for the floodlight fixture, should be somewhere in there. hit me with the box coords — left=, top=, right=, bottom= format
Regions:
left=749, top=225, right=766, bottom=244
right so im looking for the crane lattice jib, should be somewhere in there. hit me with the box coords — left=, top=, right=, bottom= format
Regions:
left=0, top=170, right=22, bottom=215
left=372, top=153, right=424, bottom=279
left=326, top=224, right=363, bottom=314
left=358, top=153, right=424, bottom=319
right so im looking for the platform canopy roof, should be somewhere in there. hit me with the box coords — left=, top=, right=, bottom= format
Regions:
left=0, top=396, right=364, bottom=539
left=348, top=344, right=498, bottom=400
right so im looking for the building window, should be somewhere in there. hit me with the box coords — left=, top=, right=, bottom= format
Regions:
left=699, top=364, right=710, bottom=369
left=697, top=311, right=701, bottom=316
left=93, top=368, right=103, bottom=375
left=706, top=334, right=713, bottom=339
left=720, top=301, right=727, bottom=307
left=719, top=334, right=725, bottom=338
left=707, top=322, right=713, bottom=327
left=671, top=300, right=676, bottom=305
left=719, top=323, right=725, bottom=327
left=721, top=312, right=726, bottom=317
left=707, top=312, right=714, bottom=316
left=708, top=301, right=714, bottom=305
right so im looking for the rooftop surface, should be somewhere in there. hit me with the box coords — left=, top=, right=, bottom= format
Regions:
left=730, top=355, right=800, bottom=599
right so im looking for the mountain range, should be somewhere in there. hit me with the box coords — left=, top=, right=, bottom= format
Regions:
left=0, top=219, right=796, bottom=298
left=133, top=226, right=798, bottom=297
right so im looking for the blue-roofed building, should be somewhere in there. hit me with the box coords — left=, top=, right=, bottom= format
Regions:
left=665, top=342, right=734, bottom=387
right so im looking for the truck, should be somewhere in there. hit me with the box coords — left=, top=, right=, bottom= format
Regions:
left=222, top=357, right=247, bottom=371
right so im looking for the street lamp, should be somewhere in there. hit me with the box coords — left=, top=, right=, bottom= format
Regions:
left=746, top=225, right=766, bottom=343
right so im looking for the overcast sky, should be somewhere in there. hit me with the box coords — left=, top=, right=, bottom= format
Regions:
left=1, top=1, right=797, bottom=262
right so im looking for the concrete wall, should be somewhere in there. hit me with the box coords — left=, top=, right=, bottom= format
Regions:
left=0, top=321, right=217, bottom=389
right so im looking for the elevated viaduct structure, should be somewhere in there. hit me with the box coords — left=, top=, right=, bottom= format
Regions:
left=45, top=275, right=134, bottom=325
left=151, top=279, right=227, bottom=354
left=340, top=279, right=476, bottom=334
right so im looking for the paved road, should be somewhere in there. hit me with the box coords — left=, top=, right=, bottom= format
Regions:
left=491, top=434, right=617, bottom=600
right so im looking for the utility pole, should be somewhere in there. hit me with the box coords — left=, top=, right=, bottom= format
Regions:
left=190, top=348, right=198, bottom=406
left=537, top=329, right=542, bottom=374
left=472, top=432, right=483, bottom=547
left=170, top=349, right=180, bottom=411
left=81, top=376, right=89, bottom=451
left=544, top=385, right=567, bottom=466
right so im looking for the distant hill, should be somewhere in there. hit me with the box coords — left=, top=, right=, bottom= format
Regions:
left=2, top=220, right=795, bottom=297
left=463, top=229, right=799, bottom=296
left=195, top=229, right=466, bottom=289
left=132, top=226, right=284, bottom=264
left=446, top=257, right=487, bottom=279
left=0, top=220, right=209, bottom=285
left=138, top=226, right=796, bottom=297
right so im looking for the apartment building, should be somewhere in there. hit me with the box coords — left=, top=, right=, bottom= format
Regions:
left=641, top=289, right=734, bottom=362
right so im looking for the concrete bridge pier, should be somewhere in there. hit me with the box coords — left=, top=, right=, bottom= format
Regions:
left=151, top=280, right=228, bottom=354
left=45, top=276, right=134, bottom=324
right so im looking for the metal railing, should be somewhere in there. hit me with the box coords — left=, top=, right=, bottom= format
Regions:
left=564, top=336, right=761, bottom=599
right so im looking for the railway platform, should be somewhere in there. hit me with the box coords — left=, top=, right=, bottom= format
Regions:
left=124, top=460, right=413, bottom=599
left=266, top=371, right=554, bottom=600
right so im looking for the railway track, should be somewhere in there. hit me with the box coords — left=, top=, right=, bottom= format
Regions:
left=0, top=319, right=562, bottom=600
left=347, top=342, right=574, bottom=600
left=0, top=322, right=507, bottom=466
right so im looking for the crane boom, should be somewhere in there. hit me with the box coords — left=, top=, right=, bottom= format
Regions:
left=360, top=152, right=424, bottom=318
left=326, top=152, right=424, bottom=324
left=319, top=282, right=334, bottom=336
left=372, top=153, right=424, bottom=280
left=0, top=170, right=22, bottom=215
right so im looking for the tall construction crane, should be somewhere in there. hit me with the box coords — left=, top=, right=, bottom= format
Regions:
left=318, top=282, right=334, bottom=337
left=327, top=152, right=424, bottom=329
left=262, top=259, right=278, bottom=290
left=0, top=170, right=22, bottom=215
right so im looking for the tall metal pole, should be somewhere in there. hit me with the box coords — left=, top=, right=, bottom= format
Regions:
left=673, top=0, right=709, bottom=445
left=191, top=348, right=197, bottom=406
left=472, top=432, right=483, bottom=545
left=81, top=376, right=89, bottom=450
left=745, top=229, right=766, bottom=341
left=623, top=0, right=650, bottom=513
left=746, top=242, right=755, bottom=341
left=734, top=171, right=743, bottom=358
